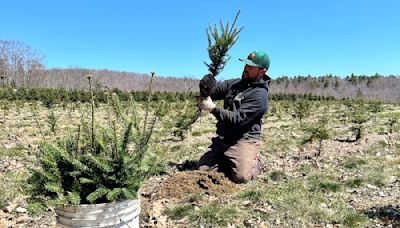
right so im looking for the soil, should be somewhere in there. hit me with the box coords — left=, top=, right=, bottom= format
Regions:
left=138, top=170, right=242, bottom=227
left=142, top=170, right=241, bottom=202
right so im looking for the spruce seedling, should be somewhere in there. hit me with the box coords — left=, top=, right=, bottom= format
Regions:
left=302, top=117, right=330, bottom=156
left=0, top=100, right=10, bottom=122
left=46, top=110, right=58, bottom=135
left=386, top=113, right=399, bottom=134
left=31, top=101, right=46, bottom=141
left=293, top=99, right=313, bottom=126
left=188, top=10, right=244, bottom=129
left=27, top=73, right=163, bottom=207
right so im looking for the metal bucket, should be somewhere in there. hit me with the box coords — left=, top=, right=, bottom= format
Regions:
left=56, top=199, right=140, bottom=227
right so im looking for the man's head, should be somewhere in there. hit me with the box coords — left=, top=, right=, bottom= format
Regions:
left=239, top=50, right=270, bottom=81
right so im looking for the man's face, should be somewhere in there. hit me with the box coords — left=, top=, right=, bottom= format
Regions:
left=242, top=64, right=266, bottom=81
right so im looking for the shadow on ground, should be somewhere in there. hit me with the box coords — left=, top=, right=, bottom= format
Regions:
left=168, top=160, right=198, bottom=171
left=365, top=204, right=400, bottom=226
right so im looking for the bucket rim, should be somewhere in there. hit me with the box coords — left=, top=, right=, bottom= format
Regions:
left=57, top=199, right=139, bottom=209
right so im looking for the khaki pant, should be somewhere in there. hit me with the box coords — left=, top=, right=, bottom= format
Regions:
left=197, top=137, right=261, bottom=183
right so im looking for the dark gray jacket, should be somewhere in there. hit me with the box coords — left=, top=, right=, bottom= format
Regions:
left=210, top=75, right=270, bottom=142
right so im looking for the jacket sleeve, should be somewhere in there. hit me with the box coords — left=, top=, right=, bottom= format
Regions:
left=211, top=89, right=268, bottom=128
left=209, top=79, right=238, bottom=101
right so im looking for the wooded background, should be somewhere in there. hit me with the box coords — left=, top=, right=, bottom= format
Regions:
left=1, top=40, right=399, bottom=102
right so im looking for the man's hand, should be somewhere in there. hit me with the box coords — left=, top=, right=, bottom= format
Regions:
left=197, top=96, right=216, bottom=112
left=199, top=74, right=216, bottom=97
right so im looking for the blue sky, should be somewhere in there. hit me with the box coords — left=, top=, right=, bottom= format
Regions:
left=1, top=0, right=399, bottom=80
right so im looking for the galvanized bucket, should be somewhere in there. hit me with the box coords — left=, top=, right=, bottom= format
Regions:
left=56, top=199, right=140, bottom=227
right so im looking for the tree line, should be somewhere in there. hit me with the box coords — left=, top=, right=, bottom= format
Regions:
left=0, top=87, right=337, bottom=109
left=273, top=74, right=400, bottom=103
left=1, top=39, right=399, bottom=102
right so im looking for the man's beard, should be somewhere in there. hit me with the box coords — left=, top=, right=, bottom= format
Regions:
left=242, top=71, right=249, bottom=80
left=242, top=71, right=255, bottom=82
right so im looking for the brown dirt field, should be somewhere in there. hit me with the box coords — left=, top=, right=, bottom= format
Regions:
left=144, top=170, right=241, bottom=201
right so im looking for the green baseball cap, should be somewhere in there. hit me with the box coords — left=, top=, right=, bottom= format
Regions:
left=239, top=50, right=270, bottom=69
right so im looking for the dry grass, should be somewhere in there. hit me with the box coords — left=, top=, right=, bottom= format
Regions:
left=0, top=100, right=399, bottom=227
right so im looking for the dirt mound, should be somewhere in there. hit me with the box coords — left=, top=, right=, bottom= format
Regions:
left=139, top=170, right=242, bottom=225
left=158, top=170, right=241, bottom=200
left=140, top=170, right=242, bottom=203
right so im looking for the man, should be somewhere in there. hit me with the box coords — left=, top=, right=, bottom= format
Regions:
left=196, top=50, right=271, bottom=184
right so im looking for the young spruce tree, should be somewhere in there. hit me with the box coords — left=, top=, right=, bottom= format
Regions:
left=27, top=73, right=163, bottom=208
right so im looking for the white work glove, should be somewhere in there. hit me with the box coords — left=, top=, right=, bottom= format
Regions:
left=197, top=96, right=216, bottom=112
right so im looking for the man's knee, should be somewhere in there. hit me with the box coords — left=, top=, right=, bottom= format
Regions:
left=230, top=172, right=252, bottom=184
left=197, top=164, right=210, bottom=171
left=229, top=162, right=262, bottom=184
left=197, top=163, right=219, bottom=172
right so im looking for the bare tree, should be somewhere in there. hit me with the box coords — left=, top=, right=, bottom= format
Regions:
left=271, top=74, right=400, bottom=103
left=36, top=68, right=200, bottom=92
left=0, top=40, right=44, bottom=87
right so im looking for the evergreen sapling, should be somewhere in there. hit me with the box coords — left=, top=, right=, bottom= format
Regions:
left=27, top=73, right=164, bottom=208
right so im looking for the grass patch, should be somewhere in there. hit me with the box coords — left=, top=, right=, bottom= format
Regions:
left=193, top=142, right=210, bottom=149
left=170, top=145, right=182, bottom=152
left=189, top=201, right=237, bottom=226
left=365, top=141, right=387, bottom=155
left=261, top=180, right=367, bottom=226
left=345, top=178, right=364, bottom=188
left=165, top=204, right=194, bottom=220
left=297, top=164, right=314, bottom=175
left=201, top=129, right=214, bottom=134
left=363, top=164, right=389, bottom=187
left=237, top=189, right=264, bottom=203
left=0, top=172, right=25, bottom=210
left=393, top=124, right=400, bottom=133
left=264, top=138, right=295, bottom=153
left=0, top=145, right=26, bottom=157
left=376, top=140, right=387, bottom=148
left=342, top=157, right=367, bottom=169
left=183, top=193, right=204, bottom=203
left=263, top=180, right=334, bottom=224
left=280, top=124, right=291, bottom=129
left=269, top=170, right=286, bottom=181
left=26, top=201, right=47, bottom=216
left=191, top=131, right=202, bottom=136
left=342, top=211, right=369, bottom=227
left=11, top=122, right=33, bottom=128
left=307, top=174, right=342, bottom=193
